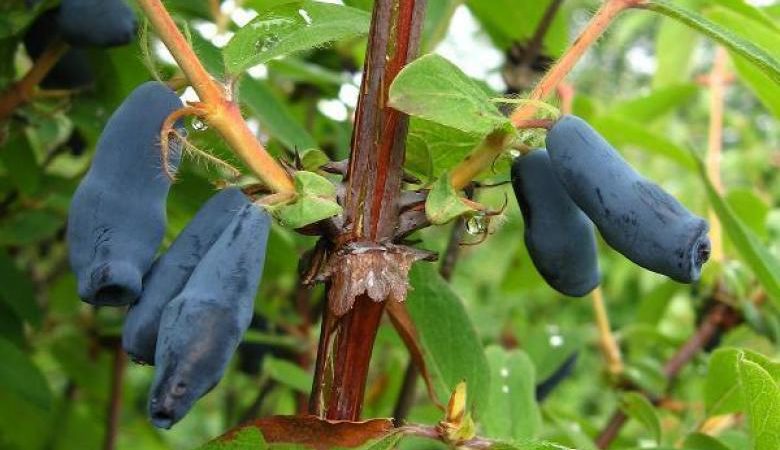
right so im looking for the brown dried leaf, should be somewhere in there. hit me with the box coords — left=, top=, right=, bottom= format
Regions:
left=218, top=415, right=394, bottom=450
left=386, top=301, right=444, bottom=412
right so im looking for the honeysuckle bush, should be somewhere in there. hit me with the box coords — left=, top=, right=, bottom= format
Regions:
left=0, top=0, right=779, bottom=449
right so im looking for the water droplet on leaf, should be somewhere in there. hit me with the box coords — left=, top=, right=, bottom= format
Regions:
left=465, top=214, right=487, bottom=235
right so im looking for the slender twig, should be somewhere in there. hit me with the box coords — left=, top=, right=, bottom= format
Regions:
left=519, top=0, right=565, bottom=69
left=449, top=0, right=642, bottom=190
left=591, top=287, right=624, bottom=377
left=237, top=379, right=277, bottom=424
left=595, top=303, right=740, bottom=449
left=0, top=39, right=69, bottom=123
left=103, top=343, right=126, bottom=450
left=706, top=47, right=728, bottom=263
left=135, top=0, right=295, bottom=194
left=401, top=424, right=496, bottom=449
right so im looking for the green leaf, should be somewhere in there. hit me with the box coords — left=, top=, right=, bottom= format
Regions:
left=349, top=431, right=403, bottom=450
left=705, top=348, right=780, bottom=415
left=0, top=210, right=63, bottom=246
left=406, top=264, right=490, bottom=416
left=425, top=172, right=476, bottom=225
left=240, top=77, right=318, bottom=151
left=683, top=432, right=733, bottom=450
left=263, top=356, right=312, bottom=393
left=704, top=6, right=780, bottom=117
left=389, top=54, right=510, bottom=136
left=0, top=131, right=40, bottom=196
left=488, top=440, right=575, bottom=450
left=405, top=118, right=482, bottom=183
left=466, top=0, right=567, bottom=56
left=695, top=156, right=780, bottom=305
left=647, top=0, right=780, bottom=85
left=653, top=9, right=700, bottom=89
left=224, top=1, right=371, bottom=75
left=591, top=116, right=696, bottom=170
left=738, top=356, right=780, bottom=450
left=0, top=249, right=41, bottom=327
left=267, top=171, right=342, bottom=229
left=619, top=392, right=662, bottom=444
left=725, top=188, right=769, bottom=239
left=482, top=347, right=541, bottom=441
left=198, top=427, right=268, bottom=450
left=0, top=337, right=51, bottom=410
left=608, top=84, right=698, bottom=123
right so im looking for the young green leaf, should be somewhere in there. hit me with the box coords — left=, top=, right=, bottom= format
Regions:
left=267, top=171, right=342, bottom=229
left=738, top=356, right=780, bottom=450
left=405, top=264, right=490, bottom=416
left=619, top=392, right=662, bottom=444
left=425, top=172, right=477, bottom=225
left=197, top=428, right=269, bottom=450
left=481, top=346, right=541, bottom=441
left=705, top=348, right=780, bottom=415
left=388, top=54, right=511, bottom=136
left=224, top=1, right=370, bottom=75
left=646, top=0, right=780, bottom=85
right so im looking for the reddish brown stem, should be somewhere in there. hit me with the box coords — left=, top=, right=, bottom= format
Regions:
left=0, top=39, right=69, bottom=123
left=309, top=0, right=426, bottom=421
left=103, top=343, right=126, bottom=450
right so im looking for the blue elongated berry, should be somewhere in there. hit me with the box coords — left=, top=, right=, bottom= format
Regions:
left=546, top=115, right=710, bottom=283
left=58, top=0, right=137, bottom=47
left=24, top=10, right=94, bottom=90
left=67, top=82, right=184, bottom=306
left=511, top=149, right=600, bottom=297
left=122, top=187, right=251, bottom=364
left=535, top=352, right=578, bottom=402
left=149, top=204, right=271, bottom=429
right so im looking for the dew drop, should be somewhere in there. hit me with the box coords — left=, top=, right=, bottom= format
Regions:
left=501, top=385, right=510, bottom=394
left=191, top=117, right=208, bottom=131
left=298, top=9, right=312, bottom=25
left=500, top=367, right=509, bottom=378
left=549, top=335, right=564, bottom=347
left=465, top=213, right=487, bottom=235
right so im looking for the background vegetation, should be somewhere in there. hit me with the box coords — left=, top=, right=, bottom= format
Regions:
left=0, top=0, right=779, bottom=449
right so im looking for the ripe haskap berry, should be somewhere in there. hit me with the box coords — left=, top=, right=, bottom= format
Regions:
left=546, top=115, right=710, bottom=283
left=67, top=82, right=184, bottom=306
left=149, top=204, right=270, bottom=429
left=58, top=0, right=137, bottom=47
left=122, top=187, right=251, bottom=365
left=23, top=10, right=94, bottom=90
left=511, top=149, right=600, bottom=297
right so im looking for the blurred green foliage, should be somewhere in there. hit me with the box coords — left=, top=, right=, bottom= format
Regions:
left=0, top=0, right=779, bottom=449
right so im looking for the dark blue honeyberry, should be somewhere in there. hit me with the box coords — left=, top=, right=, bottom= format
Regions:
left=23, top=10, right=95, bottom=90
left=67, top=82, right=184, bottom=306
left=511, top=149, right=600, bottom=297
left=148, top=204, right=271, bottom=429
left=122, top=187, right=251, bottom=365
left=58, top=0, right=137, bottom=47
left=546, top=115, right=710, bottom=283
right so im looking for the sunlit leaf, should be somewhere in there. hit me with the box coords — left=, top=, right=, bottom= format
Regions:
left=224, top=1, right=370, bottom=75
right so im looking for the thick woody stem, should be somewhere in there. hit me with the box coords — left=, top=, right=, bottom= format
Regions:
left=135, top=0, right=294, bottom=193
left=309, top=0, right=426, bottom=421
left=449, top=0, right=638, bottom=190
left=0, top=39, right=69, bottom=123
